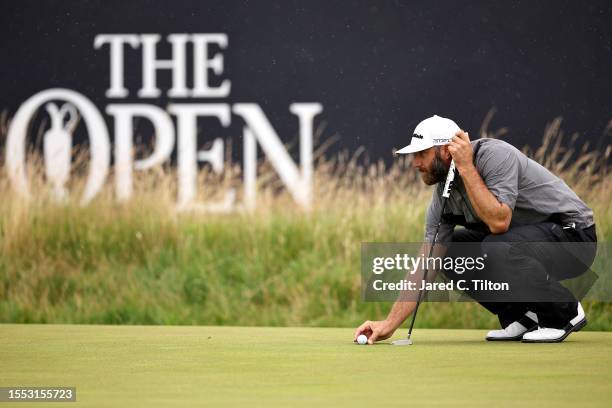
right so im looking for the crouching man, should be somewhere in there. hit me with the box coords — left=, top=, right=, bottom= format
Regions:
left=355, top=115, right=597, bottom=344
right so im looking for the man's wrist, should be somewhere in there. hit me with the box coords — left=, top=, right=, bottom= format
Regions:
left=457, top=162, right=478, bottom=180
left=384, top=316, right=401, bottom=332
left=383, top=318, right=394, bottom=330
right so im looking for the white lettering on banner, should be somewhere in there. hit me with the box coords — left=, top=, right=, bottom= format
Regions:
left=93, top=34, right=140, bottom=98
left=95, top=33, right=231, bottom=99
left=139, top=34, right=190, bottom=98
left=168, top=104, right=232, bottom=210
left=5, top=34, right=323, bottom=211
left=6, top=89, right=110, bottom=204
left=106, top=104, right=175, bottom=201
left=233, top=103, right=322, bottom=210
left=192, top=34, right=231, bottom=98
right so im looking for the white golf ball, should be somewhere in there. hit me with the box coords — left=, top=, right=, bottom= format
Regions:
left=357, top=334, right=368, bottom=345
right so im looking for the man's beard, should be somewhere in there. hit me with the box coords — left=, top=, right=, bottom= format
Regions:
left=420, top=151, right=449, bottom=185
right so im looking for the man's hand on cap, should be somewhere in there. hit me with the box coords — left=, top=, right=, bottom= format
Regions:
left=448, top=130, right=474, bottom=173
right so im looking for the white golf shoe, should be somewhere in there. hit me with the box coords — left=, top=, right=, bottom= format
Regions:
left=486, top=311, right=538, bottom=341
left=522, top=303, right=587, bottom=343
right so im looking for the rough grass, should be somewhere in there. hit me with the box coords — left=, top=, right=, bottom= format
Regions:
left=0, top=115, right=610, bottom=329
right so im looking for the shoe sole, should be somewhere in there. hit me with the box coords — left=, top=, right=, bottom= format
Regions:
left=486, top=334, right=523, bottom=341
left=486, top=325, right=538, bottom=342
left=521, top=318, right=587, bottom=343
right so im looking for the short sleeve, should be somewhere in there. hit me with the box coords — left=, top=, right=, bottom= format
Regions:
left=478, top=146, right=520, bottom=210
left=424, top=187, right=455, bottom=244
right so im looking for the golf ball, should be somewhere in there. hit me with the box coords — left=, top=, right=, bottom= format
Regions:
left=357, top=334, right=368, bottom=345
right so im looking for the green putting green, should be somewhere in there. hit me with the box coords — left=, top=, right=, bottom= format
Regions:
left=1, top=325, right=611, bottom=407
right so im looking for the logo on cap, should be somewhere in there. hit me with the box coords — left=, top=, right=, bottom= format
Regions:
left=409, top=133, right=424, bottom=144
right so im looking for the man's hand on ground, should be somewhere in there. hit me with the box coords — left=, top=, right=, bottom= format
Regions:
left=354, top=320, right=396, bottom=345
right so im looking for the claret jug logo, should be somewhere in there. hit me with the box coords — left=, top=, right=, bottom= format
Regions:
left=5, top=34, right=322, bottom=211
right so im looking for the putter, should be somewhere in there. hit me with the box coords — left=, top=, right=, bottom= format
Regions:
left=392, top=160, right=456, bottom=346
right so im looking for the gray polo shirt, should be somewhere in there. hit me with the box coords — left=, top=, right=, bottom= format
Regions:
left=425, top=138, right=594, bottom=243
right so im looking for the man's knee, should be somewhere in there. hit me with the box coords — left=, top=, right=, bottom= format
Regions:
left=480, top=225, right=543, bottom=259
left=481, top=232, right=512, bottom=259
left=451, top=228, right=487, bottom=243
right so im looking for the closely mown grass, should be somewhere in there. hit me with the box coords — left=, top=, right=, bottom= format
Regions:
left=0, top=115, right=610, bottom=329
left=3, top=325, right=612, bottom=407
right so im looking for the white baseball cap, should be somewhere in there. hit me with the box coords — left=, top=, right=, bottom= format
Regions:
left=396, top=115, right=461, bottom=154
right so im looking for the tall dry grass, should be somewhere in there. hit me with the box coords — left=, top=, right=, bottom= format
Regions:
left=0, top=113, right=610, bottom=329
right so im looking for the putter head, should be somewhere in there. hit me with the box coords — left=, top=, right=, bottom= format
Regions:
left=391, top=338, right=414, bottom=346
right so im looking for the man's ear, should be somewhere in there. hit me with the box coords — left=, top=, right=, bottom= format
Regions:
left=440, top=145, right=452, bottom=162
